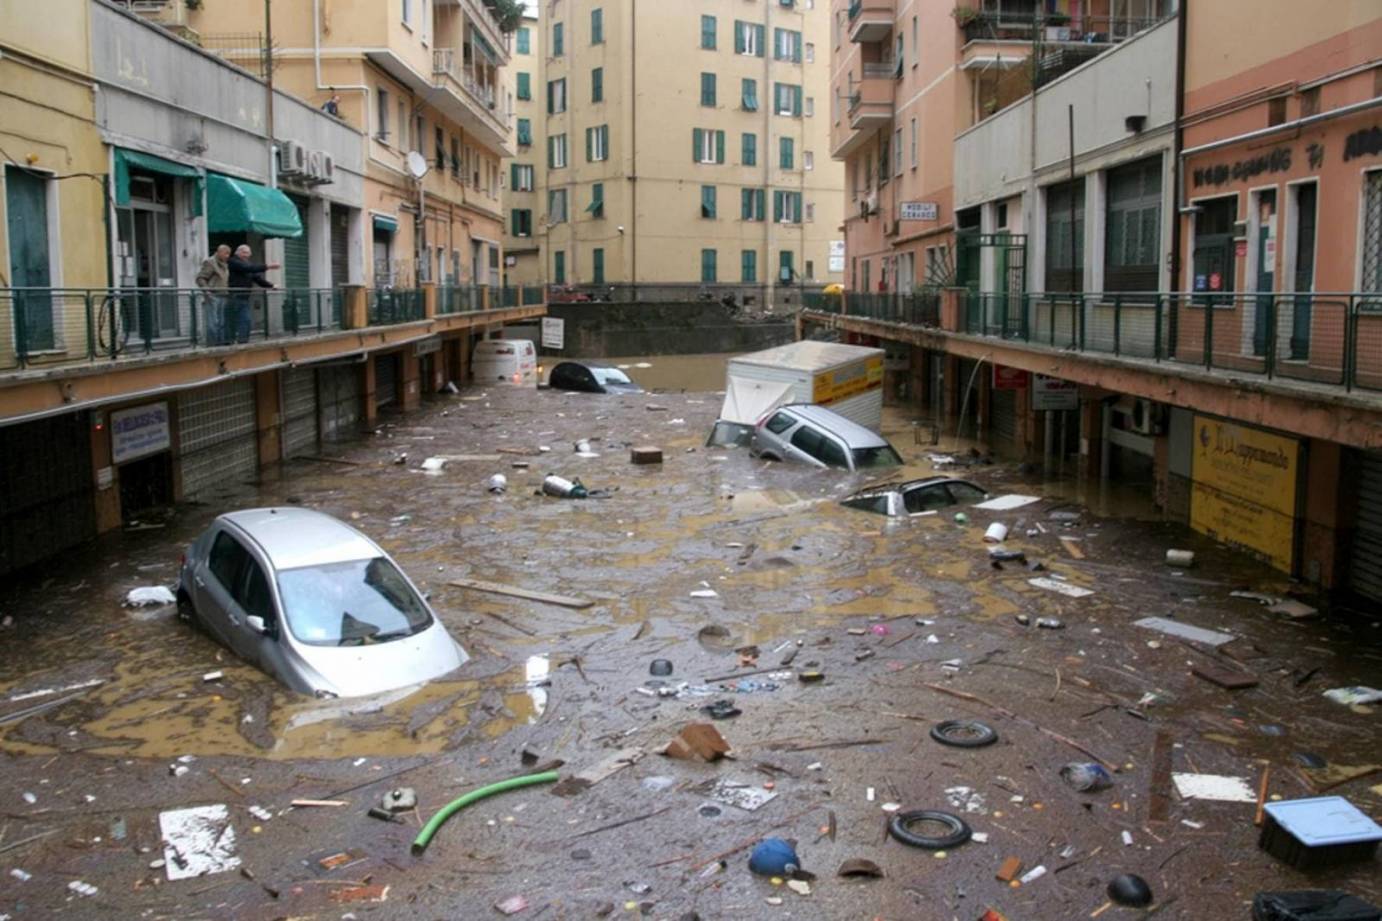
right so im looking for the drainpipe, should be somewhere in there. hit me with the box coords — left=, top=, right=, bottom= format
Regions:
left=1169, top=0, right=1186, bottom=339
left=313, top=0, right=372, bottom=135
left=630, top=0, right=638, bottom=294
left=265, top=0, right=276, bottom=187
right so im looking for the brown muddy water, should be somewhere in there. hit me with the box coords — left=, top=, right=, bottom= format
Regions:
left=0, top=360, right=1379, bottom=920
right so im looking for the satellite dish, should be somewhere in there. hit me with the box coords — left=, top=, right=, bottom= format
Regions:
left=406, top=150, right=429, bottom=179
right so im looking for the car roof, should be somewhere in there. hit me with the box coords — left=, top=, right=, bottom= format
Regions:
left=219, top=508, right=381, bottom=571
left=846, top=476, right=974, bottom=499
left=776, top=404, right=890, bottom=447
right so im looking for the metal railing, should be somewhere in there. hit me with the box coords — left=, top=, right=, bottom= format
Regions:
left=544, top=283, right=806, bottom=310
left=805, top=289, right=1382, bottom=393
left=961, top=11, right=1169, bottom=45
left=433, top=49, right=512, bottom=128
left=367, top=288, right=424, bottom=326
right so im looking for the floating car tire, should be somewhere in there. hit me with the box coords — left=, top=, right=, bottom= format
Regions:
left=888, top=810, right=972, bottom=849
left=930, top=719, right=998, bottom=748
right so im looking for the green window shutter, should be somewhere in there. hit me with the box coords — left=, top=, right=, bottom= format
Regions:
left=511, top=210, right=520, bottom=236
left=715, top=130, right=725, bottom=164
left=693, top=128, right=703, bottom=162
left=793, top=31, right=802, bottom=63
left=600, top=125, right=609, bottom=158
left=773, top=191, right=783, bottom=223
left=780, top=137, right=793, bottom=169
left=553, top=22, right=563, bottom=56
left=742, top=250, right=757, bottom=283
left=780, top=250, right=794, bottom=280
left=742, top=132, right=756, bottom=166
left=741, top=188, right=751, bottom=220
left=517, top=28, right=530, bottom=54
left=592, top=67, right=603, bottom=103
left=701, top=14, right=716, bottom=49
left=586, top=182, right=604, bottom=216
left=517, top=118, right=531, bottom=145
left=701, top=185, right=716, bottom=219
left=546, top=80, right=554, bottom=114
left=756, top=189, right=766, bottom=220
left=554, top=250, right=565, bottom=284
left=592, top=248, right=605, bottom=284
left=585, top=127, right=593, bottom=163
left=591, top=8, right=603, bottom=44
left=793, top=86, right=802, bottom=117
left=734, top=21, right=745, bottom=54
left=517, top=72, right=530, bottom=100
left=701, top=249, right=717, bottom=283
left=742, top=78, right=756, bottom=111
left=754, top=24, right=765, bottom=57
left=701, top=72, right=715, bottom=107
left=510, top=163, right=519, bottom=188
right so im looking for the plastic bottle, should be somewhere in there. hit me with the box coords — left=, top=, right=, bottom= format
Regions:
left=1059, top=762, right=1113, bottom=791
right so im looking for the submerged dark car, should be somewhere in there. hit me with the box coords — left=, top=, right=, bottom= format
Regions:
left=841, top=476, right=989, bottom=517
left=547, top=361, right=644, bottom=394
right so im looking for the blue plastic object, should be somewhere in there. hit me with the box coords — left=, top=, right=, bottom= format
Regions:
left=748, top=838, right=800, bottom=876
left=1263, top=797, right=1382, bottom=848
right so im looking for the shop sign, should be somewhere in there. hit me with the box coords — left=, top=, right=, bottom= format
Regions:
left=541, top=317, right=565, bottom=350
left=812, top=356, right=884, bottom=406
left=992, top=365, right=1029, bottom=390
left=1031, top=375, right=1078, bottom=411
left=900, top=201, right=938, bottom=221
left=1189, top=416, right=1299, bottom=572
left=111, top=402, right=171, bottom=464
left=1343, top=125, right=1382, bottom=162
left=414, top=336, right=441, bottom=357
left=1191, top=147, right=1291, bottom=188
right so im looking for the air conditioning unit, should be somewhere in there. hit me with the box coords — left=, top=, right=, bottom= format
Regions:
left=319, top=153, right=335, bottom=184
left=306, top=150, right=324, bottom=180
left=280, top=140, right=306, bottom=175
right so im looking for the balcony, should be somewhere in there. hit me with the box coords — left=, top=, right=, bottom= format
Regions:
left=848, top=0, right=895, bottom=44
left=832, top=71, right=894, bottom=159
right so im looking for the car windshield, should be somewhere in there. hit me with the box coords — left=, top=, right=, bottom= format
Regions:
left=852, top=445, right=903, bottom=469
left=276, top=557, right=432, bottom=647
left=591, top=367, right=632, bottom=385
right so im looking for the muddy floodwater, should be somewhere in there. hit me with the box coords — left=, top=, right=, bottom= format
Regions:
left=1, top=359, right=1380, bottom=920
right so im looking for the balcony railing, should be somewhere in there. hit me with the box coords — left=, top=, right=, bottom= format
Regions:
left=434, top=48, right=510, bottom=126
left=367, top=288, right=424, bottom=326
left=806, top=289, right=1382, bottom=394
left=862, top=58, right=902, bottom=79
left=962, top=11, right=1168, bottom=45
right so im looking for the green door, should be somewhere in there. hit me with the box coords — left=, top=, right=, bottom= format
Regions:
left=282, top=194, right=311, bottom=289
left=5, top=166, right=55, bottom=352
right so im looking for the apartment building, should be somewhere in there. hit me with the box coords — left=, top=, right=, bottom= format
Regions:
left=812, top=0, right=1382, bottom=605
left=503, top=0, right=845, bottom=290
left=505, top=6, right=546, bottom=284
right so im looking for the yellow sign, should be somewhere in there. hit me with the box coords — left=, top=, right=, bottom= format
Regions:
left=1189, top=416, right=1299, bottom=572
left=813, top=356, right=884, bottom=406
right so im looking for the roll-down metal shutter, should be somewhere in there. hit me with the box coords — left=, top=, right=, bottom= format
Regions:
left=282, top=367, right=319, bottom=457
left=319, top=365, right=361, bottom=442
left=1349, top=450, right=1382, bottom=603
left=0, top=413, right=95, bottom=575
left=283, top=194, right=311, bottom=290
left=375, top=353, right=399, bottom=408
left=991, top=388, right=1018, bottom=447
left=330, top=206, right=350, bottom=288
left=178, top=380, right=258, bottom=500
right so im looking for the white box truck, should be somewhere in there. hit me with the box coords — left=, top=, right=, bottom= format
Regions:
left=710, top=341, right=886, bottom=445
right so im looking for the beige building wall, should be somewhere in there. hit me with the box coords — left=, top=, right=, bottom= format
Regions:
left=188, top=0, right=513, bottom=287
left=503, top=0, right=845, bottom=288
left=504, top=11, right=546, bottom=286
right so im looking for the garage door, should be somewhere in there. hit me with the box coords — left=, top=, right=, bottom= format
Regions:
left=375, top=353, right=399, bottom=408
left=1350, top=450, right=1382, bottom=603
left=330, top=205, right=350, bottom=288
left=283, top=194, right=311, bottom=290
left=991, top=388, right=1018, bottom=447
left=319, top=364, right=361, bottom=442
left=0, top=412, right=95, bottom=575
left=178, top=380, right=258, bottom=500
left=282, top=367, right=319, bottom=458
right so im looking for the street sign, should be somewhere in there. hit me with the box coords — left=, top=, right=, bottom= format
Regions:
left=992, top=365, right=1029, bottom=390
left=899, top=201, right=938, bottom=221
left=541, top=317, right=565, bottom=350
left=1032, top=375, right=1078, bottom=411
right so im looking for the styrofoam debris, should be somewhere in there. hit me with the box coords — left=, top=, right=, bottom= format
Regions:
left=125, top=586, right=176, bottom=607
left=1028, top=577, right=1095, bottom=598
left=159, top=804, right=240, bottom=880
left=67, top=881, right=98, bottom=896
left=1172, top=772, right=1257, bottom=803
left=9, top=869, right=31, bottom=882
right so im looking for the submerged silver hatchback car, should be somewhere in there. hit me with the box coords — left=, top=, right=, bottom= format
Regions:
left=752, top=404, right=902, bottom=472
left=177, top=508, right=468, bottom=698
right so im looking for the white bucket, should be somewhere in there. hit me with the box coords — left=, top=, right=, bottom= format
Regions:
left=1165, top=549, right=1195, bottom=567
left=983, top=522, right=1008, bottom=543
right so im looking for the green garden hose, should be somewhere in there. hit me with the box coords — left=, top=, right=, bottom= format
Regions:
left=411, top=771, right=560, bottom=854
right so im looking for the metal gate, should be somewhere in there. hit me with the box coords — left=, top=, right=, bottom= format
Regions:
left=375, top=353, right=399, bottom=408
left=330, top=205, right=350, bottom=288
left=282, top=367, right=318, bottom=458
left=958, top=233, right=1027, bottom=337
left=1362, top=172, right=1382, bottom=307
left=177, top=380, right=258, bottom=500
left=319, top=364, right=361, bottom=442
left=990, top=388, right=1018, bottom=447
left=283, top=194, right=311, bottom=290
left=1349, top=450, right=1382, bottom=604
left=0, top=412, right=95, bottom=575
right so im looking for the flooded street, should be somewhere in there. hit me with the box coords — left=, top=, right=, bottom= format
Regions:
left=1, top=359, right=1380, bottom=920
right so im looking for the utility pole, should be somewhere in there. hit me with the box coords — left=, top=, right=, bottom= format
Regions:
left=265, top=0, right=276, bottom=189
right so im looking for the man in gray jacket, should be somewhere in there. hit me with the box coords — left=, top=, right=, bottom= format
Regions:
left=195, top=244, right=231, bottom=344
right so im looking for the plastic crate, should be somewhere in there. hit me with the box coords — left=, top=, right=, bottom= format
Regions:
left=1258, top=797, right=1382, bottom=871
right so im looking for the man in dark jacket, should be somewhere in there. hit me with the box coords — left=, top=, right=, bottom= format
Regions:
left=227, top=244, right=279, bottom=343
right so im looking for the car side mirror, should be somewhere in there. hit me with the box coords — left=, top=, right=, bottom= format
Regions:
left=246, top=614, right=268, bottom=635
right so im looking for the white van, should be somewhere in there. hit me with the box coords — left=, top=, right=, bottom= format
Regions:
left=472, top=339, right=538, bottom=387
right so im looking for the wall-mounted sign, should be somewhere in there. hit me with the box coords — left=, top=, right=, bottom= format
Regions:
left=1191, top=147, right=1291, bottom=188
left=1343, top=125, right=1381, bottom=162
left=992, top=365, right=1029, bottom=390
left=900, top=201, right=939, bottom=221
left=111, top=402, right=171, bottom=464
left=1189, top=416, right=1299, bottom=572
left=414, top=336, right=441, bottom=357
left=541, top=317, right=565, bottom=350
left=1031, top=375, right=1078, bottom=411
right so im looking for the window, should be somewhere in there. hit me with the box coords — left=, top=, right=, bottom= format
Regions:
left=1104, top=155, right=1162, bottom=292
left=735, top=20, right=764, bottom=56
left=548, top=133, right=568, bottom=169
left=742, top=250, right=757, bottom=282
left=779, top=136, right=794, bottom=170
left=590, top=8, right=603, bottom=44
left=554, top=250, right=566, bottom=283
left=742, top=78, right=758, bottom=112
left=878, top=135, right=890, bottom=185
left=701, top=72, right=717, bottom=107
left=586, top=182, right=604, bottom=218
left=592, top=247, right=605, bottom=284
left=517, top=72, right=531, bottom=100
left=415, top=114, right=426, bottom=154
left=895, top=34, right=905, bottom=75
left=450, top=136, right=460, bottom=177
left=592, top=67, right=604, bottom=103
left=741, top=188, right=766, bottom=221
left=1300, top=87, right=1320, bottom=118
left=912, top=16, right=918, bottom=66
left=701, top=185, right=717, bottom=219
left=779, top=250, right=795, bottom=282
left=1268, top=96, right=1287, bottom=126
left=804, top=97, right=814, bottom=117
left=511, top=163, right=535, bottom=191
left=517, top=118, right=532, bottom=146
left=701, top=248, right=718, bottom=282
left=693, top=128, right=726, bottom=164
left=398, top=101, right=408, bottom=147
left=547, top=78, right=567, bottom=113
left=375, top=87, right=390, bottom=139
left=1045, top=179, right=1084, bottom=293
left=548, top=188, right=568, bottom=223
left=765, top=412, right=795, bottom=435
left=905, top=484, right=952, bottom=513
left=512, top=209, right=533, bottom=237
left=552, top=22, right=564, bottom=57
left=1360, top=173, right=1381, bottom=294
left=894, top=128, right=903, bottom=176
left=742, top=132, right=757, bottom=166
left=701, top=14, right=716, bottom=49
left=773, top=28, right=802, bottom=62
left=805, top=202, right=815, bottom=222
left=774, top=83, right=803, bottom=116
left=401, top=0, right=411, bottom=26
left=435, top=126, right=446, bottom=169
left=517, top=27, right=530, bottom=54
left=804, top=150, right=814, bottom=171
left=586, top=125, right=609, bottom=162
left=805, top=42, right=815, bottom=63
left=805, top=259, right=814, bottom=278
left=910, top=117, right=918, bottom=168
left=773, top=191, right=802, bottom=223
left=209, top=531, right=248, bottom=594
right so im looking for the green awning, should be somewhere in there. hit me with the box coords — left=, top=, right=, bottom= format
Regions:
left=373, top=214, right=399, bottom=233
left=206, top=173, right=303, bottom=238
left=113, top=148, right=204, bottom=215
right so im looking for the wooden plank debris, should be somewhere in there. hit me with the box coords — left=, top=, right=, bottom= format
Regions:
left=448, top=578, right=593, bottom=609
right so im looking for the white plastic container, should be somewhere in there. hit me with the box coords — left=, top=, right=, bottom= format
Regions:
left=983, top=522, right=1009, bottom=543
